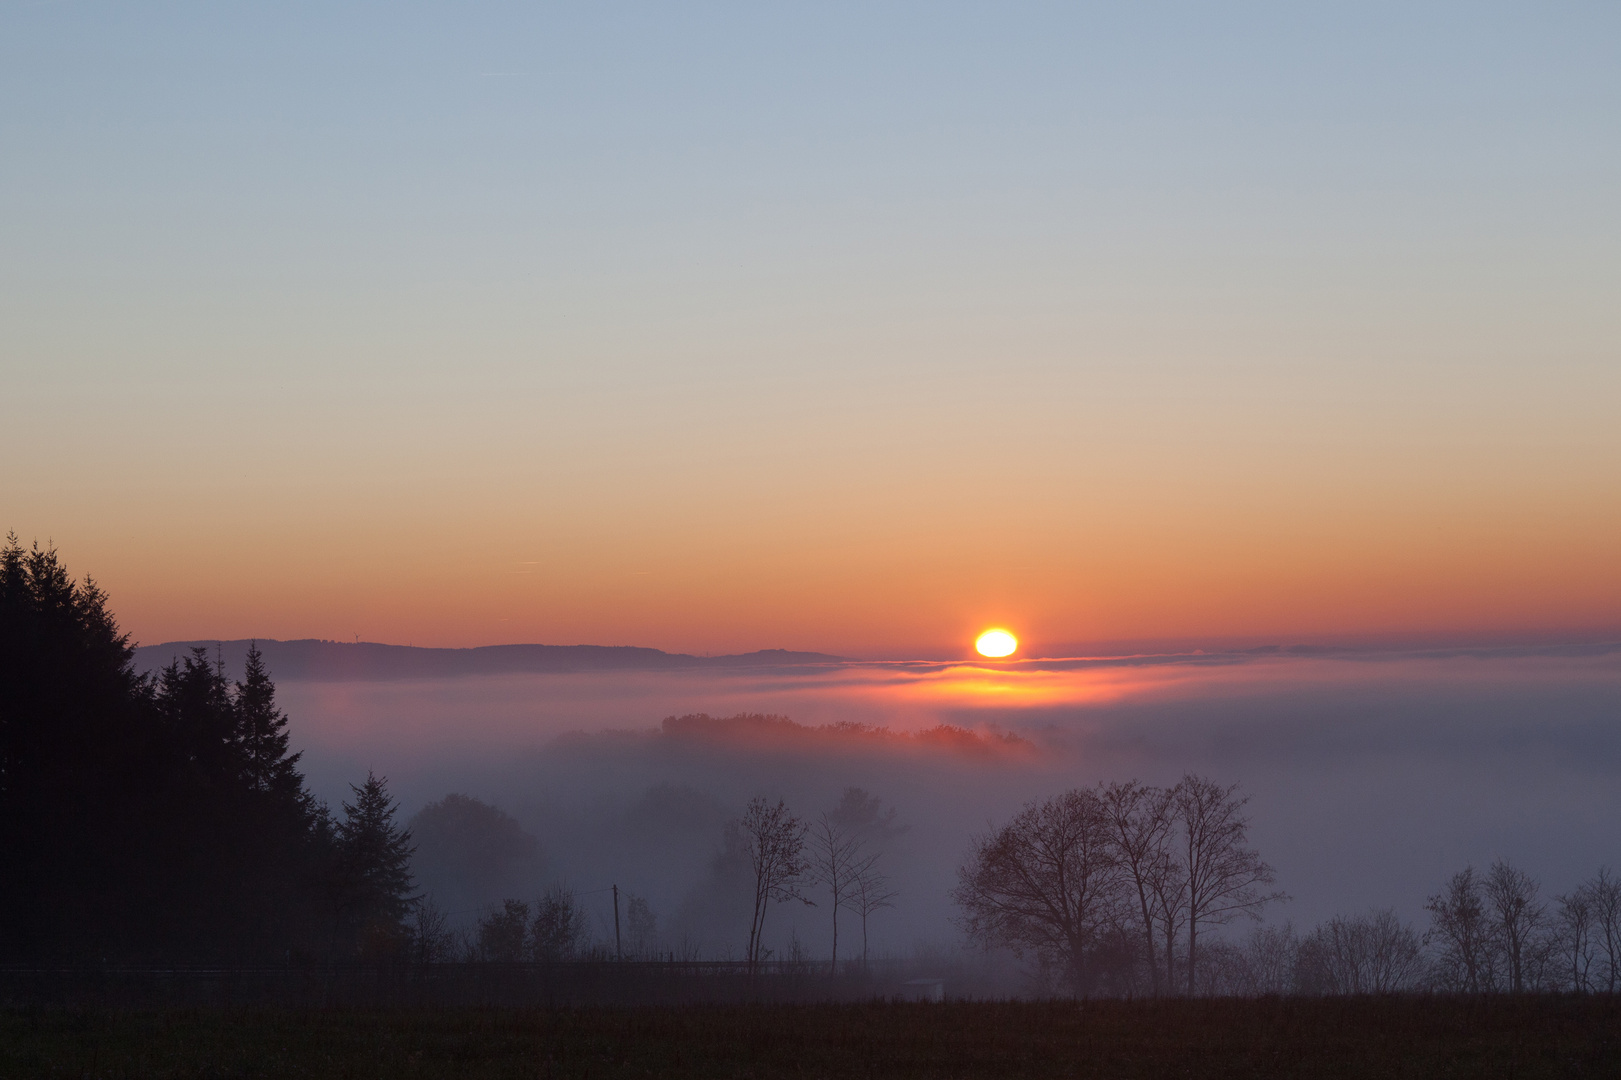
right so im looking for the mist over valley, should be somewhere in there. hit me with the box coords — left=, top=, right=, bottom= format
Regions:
left=130, top=636, right=1621, bottom=969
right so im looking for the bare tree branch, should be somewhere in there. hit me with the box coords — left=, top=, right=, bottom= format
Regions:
left=738, top=796, right=809, bottom=974
left=952, top=787, right=1126, bottom=995
left=1174, top=774, right=1286, bottom=995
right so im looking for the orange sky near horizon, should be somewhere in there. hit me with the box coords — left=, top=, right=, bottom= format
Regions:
left=16, top=434, right=1619, bottom=657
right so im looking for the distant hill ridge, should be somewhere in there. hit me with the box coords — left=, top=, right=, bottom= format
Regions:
left=132, top=638, right=846, bottom=682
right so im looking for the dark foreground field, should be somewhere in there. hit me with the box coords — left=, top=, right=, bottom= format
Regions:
left=4, top=997, right=1620, bottom=1079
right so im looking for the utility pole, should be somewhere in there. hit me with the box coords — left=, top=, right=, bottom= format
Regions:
left=612, top=884, right=622, bottom=961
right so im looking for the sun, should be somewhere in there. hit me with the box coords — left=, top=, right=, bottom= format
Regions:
left=975, top=629, right=1018, bottom=658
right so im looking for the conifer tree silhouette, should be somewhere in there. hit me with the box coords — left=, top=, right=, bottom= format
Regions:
left=332, top=772, right=417, bottom=950
left=2, top=534, right=358, bottom=962
left=0, top=535, right=160, bottom=959
left=234, top=642, right=303, bottom=796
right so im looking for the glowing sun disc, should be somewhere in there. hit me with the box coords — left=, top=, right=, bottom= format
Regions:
left=975, top=629, right=1018, bottom=658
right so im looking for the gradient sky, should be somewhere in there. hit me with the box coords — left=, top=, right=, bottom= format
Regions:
left=4, top=2, right=1618, bottom=655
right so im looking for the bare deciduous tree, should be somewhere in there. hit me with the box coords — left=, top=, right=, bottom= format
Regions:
left=1586, top=867, right=1621, bottom=993
left=1483, top=858, right=1548, bottom=993
left=824, top=786, right=903, bottom=971
left=1174, top=775, right=1285, bottom=995
left=952, top=787, right=1124, bottom=994
left=1146, top=840, right=1189, bottom=993
left=532, top=885, right=590, bottom=961
left=1425, top=866, right=1495, bottom=992
left=1191, top=938, right=1247, bottom=996
left=738, top=796, right=810, bottom=973
left=410, top=898, right=459, bottom=963
left=624, top=893, right=658, bottom=958
left=476, top=898, right=530, bottom=962
left=1102, top=781, right=1178, bottom=996
left=1298, top=909, right=1424, bottom=994
left=1238, top=921, right=1300, bottom=995
left=1555, top=885, right=1596, bottom=992
left=850, top=859, right=898, bottom=969
left=809, top=812, right=868, bottom=973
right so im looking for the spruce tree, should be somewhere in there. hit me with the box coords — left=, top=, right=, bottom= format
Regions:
left=226, top=643, right=327, bottom=961
left=234, top=642, right=303, bottom=796
left=155, top=646, right=239, bottom=782
left=334, top=773, right=417, bottom=948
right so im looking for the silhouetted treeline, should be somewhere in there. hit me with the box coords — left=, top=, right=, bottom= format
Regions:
left=1156, top=858, right=1621, bottom=996
left=0, top=538, right=415, bottom=963
left=956, top=784, right=1621, bottom=997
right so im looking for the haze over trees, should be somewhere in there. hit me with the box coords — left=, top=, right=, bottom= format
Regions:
left=624, top=893, right=659, bottom=958
left=408, top=793, right=545, bottom=915
left=468, top=888, right=592, bottom=963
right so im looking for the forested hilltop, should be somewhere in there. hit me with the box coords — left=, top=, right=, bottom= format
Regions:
left=0, top=537, right=414, bottom=963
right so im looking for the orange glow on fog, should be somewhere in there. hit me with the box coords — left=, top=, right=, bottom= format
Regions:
left=843, top=658, right=1164, bottom=709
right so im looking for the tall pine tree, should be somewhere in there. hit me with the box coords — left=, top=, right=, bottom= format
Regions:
left=225, top=643, right=327, bottom=961
left=155, top=647, right=238, bottom=784
left=331, top=773, right=417, bottom=955
left=234, top=642, right=303, bottom=796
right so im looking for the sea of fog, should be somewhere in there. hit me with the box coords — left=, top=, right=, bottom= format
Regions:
left=141, top=642, right=1621, bottom=962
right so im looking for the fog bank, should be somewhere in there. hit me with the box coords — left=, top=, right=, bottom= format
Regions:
left=140, top=640, right=1621, bottom=961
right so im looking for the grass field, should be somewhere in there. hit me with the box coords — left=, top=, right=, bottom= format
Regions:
left=4, top=997, right=1620, bottom=1079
